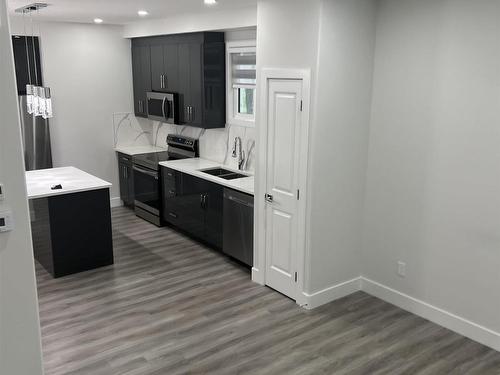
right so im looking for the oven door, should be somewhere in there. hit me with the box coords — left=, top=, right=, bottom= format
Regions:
left=133, top=165, right=160, bottom=216
left=147, top=92, right=174, bottom=123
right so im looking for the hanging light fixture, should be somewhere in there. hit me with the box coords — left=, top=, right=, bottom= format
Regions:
left=16, top=3, right=53, bottom=119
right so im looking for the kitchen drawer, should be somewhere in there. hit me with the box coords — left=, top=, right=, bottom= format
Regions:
left=163, top=168, right=176, bottom=180
left=164, top=209, right=181, bottom=225
left=118, top=153, right=132, bottom=164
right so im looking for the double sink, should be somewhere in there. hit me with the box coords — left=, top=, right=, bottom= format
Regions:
left=200, top=167, right=250, bottom=180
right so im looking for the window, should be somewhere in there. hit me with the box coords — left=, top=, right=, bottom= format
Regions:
left=227, top=41, right=256, bottom=127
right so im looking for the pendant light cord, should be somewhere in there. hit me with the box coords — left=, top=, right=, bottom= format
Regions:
left=23, top=11, right=32, bottom=86
left=30, top=11, right=39, bottom=86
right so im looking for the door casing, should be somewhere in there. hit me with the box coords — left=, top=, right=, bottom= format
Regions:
left=253, top=68, right=311, bottom=307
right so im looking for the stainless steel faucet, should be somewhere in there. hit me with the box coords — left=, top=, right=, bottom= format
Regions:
left=232, top=136, right=245, bottom=170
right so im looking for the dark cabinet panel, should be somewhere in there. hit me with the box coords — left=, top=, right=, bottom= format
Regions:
left=131, top=44, right=151, bottom=117
left=178, top=43, right=190, bottom=124
left=118, top=153, right=134, bottom=206
left=164, top=43, right=179, bottom=92
left=161, top=167, right=223, bottom=249
left=204, top=181, right=223, bottom=249
left=203, top=43, right=226, bottom=128
left=188, top=43, right=203, bottom=127
left=150, top=44, right=164, bottom=92
left=11, top=36, right=43, bottom=95
left=131, top=32, right=226, bottom=129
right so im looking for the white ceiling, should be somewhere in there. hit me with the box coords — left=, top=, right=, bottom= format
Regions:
left=8, top=0, right=257, bottom=25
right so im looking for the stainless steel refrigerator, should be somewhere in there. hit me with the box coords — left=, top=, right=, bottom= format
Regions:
left=18, top=95, right=52, bottom=171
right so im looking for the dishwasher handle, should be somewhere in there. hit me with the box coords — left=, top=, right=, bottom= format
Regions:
left=225, top=192, right=254, bottom=208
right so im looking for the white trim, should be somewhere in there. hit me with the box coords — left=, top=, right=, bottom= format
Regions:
left=361, top=277, right=500, bottom=352
left=293, top=275, right=500, bottom=352
left=251, top=267, right=264, bottom=285
left=302, top=277, right=362, bottom=309
left=110, top=197, right=123, bottom=208
left=226, top=40, right=257, bottom=128
left=254, top=68, right=312, bottom=304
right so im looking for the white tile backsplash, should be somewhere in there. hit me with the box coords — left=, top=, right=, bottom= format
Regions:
left=113, top=114, right=256, bottom=172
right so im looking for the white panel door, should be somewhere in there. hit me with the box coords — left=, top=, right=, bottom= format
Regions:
left=265, top=79, right=303, bottom=299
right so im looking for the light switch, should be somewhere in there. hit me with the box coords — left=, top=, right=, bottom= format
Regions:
left=0, top=210, right=13, bottom=232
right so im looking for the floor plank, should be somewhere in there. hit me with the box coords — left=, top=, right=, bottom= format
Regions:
left=35, top=206, right=500, bottom=375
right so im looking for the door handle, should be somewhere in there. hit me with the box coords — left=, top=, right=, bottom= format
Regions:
left=265, top=193, right=274, bottom=203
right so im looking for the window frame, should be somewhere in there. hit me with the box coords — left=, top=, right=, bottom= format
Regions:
left=226, top=40, right=257, bottom=128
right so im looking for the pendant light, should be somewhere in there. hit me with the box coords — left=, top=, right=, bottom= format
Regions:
left=17, top=3, right=53, bottom=119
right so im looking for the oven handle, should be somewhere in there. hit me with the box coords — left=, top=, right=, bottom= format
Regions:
left=133, top=165, right=159, bottom=179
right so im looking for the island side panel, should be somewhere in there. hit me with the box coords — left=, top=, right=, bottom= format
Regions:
left=48, top=188, right=114, bottom=278
left=30, top=198, right=56, bottom=276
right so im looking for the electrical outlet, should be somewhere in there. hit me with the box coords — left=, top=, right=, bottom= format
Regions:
left=397, top=261, right=406, bottom=277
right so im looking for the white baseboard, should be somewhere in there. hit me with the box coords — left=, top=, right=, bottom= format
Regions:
left=302, top=277, right=362, bottom=310
left=110, top=197, right=123, bottom=208
left=361, top=277, right=500, bottom=352
left=251, top=267, right=265, bottom=285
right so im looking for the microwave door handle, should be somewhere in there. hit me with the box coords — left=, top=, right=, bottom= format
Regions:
left=161, top=97, right=167, bottom=120
left=164, top=98, right=171, bottom=119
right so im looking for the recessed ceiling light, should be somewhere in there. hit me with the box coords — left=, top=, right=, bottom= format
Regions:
left=204, top=0, right=218, bottom=5
left=138, top=10, right=149, bottom=16
left=93, top=18, right=103, bottom=24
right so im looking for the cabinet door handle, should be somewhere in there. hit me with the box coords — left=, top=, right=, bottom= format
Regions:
left=164, top=74, right=167, bottom=88
left=168, top=190, right=175, bottom=195
left=168, top=212, right=178, bottom=219
left=160, top=74, right=163, bottom=89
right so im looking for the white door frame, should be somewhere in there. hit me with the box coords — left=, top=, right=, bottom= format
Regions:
left=253, top=68, right=311, bottom=306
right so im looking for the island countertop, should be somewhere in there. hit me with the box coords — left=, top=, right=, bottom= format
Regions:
left=26, top=166, right=112, bottom=199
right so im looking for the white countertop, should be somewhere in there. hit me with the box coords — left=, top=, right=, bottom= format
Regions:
left=114, top=145, right=167, bottom=156
left=26, top=167, right=112, bottom=199
left=159, top=158, right=255, bottom=195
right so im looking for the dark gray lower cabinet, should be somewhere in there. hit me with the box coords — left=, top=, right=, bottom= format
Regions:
left=162, top=167, right=222, bottom=249
left=118, top=153, right=134, bottom=206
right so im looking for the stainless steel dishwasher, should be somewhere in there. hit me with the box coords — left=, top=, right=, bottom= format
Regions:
left=223, top=188, right=254, bottom=267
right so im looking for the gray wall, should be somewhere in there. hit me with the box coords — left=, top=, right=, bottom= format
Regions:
left=10, top=19, right=134, bottom=203
left=363, top=0, right=500, bottom=333
left=308, top=0, right=377, bottom=293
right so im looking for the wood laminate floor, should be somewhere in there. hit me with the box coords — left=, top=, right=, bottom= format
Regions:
left=35, top=207, right=500, bottom=375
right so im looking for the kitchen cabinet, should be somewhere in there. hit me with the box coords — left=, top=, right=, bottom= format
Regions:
left=178, top=43, right=203, bottom=126
left=131, top=32, right=226, bottom=129
left=162, top=167, right=223, bottom=249
left=151, top=41, right=179, bottom=93
left=131, top=43, right=151, bottom=118
left=117, top=153, right=134, bottom=206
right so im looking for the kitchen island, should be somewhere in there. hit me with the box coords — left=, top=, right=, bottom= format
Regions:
left=26, top=167, right=114, bottom=278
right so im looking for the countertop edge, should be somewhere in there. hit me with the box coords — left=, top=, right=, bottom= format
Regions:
left=159, top=160, right=254, bottom=196
left=28, top=184, right=112, bottom=200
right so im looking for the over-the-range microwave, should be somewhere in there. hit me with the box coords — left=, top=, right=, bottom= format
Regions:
left=147, top=92, right=180, bottom=124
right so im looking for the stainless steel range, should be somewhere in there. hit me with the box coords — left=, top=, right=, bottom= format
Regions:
left=133, top=135, right=198, bottom=226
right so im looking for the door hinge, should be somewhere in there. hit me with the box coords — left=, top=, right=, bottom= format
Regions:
left=297, top=189, right=300, bottom=200
left=300, top=100, right=303, bottom=112
left=294, top=272, right=298, bottom=282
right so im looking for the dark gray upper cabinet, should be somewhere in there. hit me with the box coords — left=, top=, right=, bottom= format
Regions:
left=131, top=43, right=151, bottom=118
left=131, top=32, right=226, bottom=129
